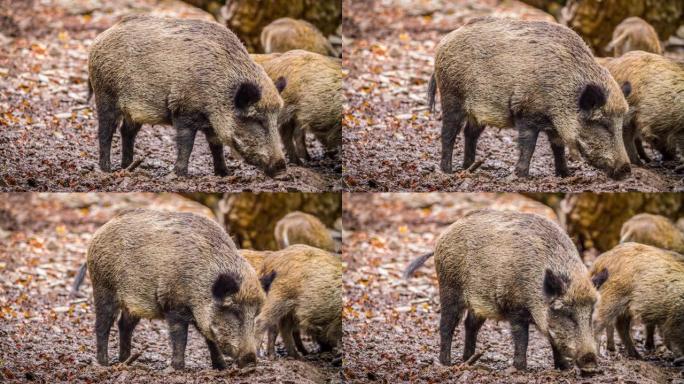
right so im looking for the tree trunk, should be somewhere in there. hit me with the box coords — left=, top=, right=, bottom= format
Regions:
left=561, top=193, right=684, bottom=254
left=560, top=0, right=684, bottom=55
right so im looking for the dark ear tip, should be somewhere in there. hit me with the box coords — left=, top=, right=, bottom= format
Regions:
left=234, top=82, right=261, bottom=110
left=212, top=272, right=241, bottom=299
left=274, top=76, right=287, bottom=93
left=260, top=270, right=277, bottom=293
left=591, top=268, right=609, bottom=289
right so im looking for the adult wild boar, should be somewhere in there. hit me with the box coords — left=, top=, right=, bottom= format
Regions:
left=405, top=210, right=604, bottom=373
left=260, top=18, right=335, bottom=56
left=590, top=243, right=684, bottom=364
left=251, top=51, right=342, bottom=164
left=86, top=209, right=265, bottom=370
left=274, top=211, right=337, bottom=252
left=607, top=17, right=662, bottom=57
left=428, top=17, right=631, bottom=179
left=598, top=51, right=684, bottom=167
left=88, top=15, right=287, bottom=177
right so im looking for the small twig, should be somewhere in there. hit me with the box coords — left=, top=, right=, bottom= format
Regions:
left=125, top=158, right=144, bottom=172
left=464, top=351, right=484, bottom=366
left=466, top=160, right=484, bottom=173
left=123, top=348, right=146, bottom=365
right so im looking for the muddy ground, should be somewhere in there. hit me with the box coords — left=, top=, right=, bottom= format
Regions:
left=0, top=193, right=340, bottom=383
left=342, top=0, right=684, bottom=192
left=341, top=193, right=683, bottom=383
left=0, top=0, right=341, bottom=192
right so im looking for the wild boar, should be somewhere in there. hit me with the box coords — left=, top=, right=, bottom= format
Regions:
left=428, top=17, right=631, bottom=179
left=254, top=245, right=342, bottom=358
left=86, top=209, right=265, bottom=370
left=598, top=51, right=684, bottom=167
left=405, top=210, right=603, bottom=373
left=251, top=51, right=342, bottom=164
left=590, top=242, right=684, bottom=363
left=620, top=213, right=684, bottom=254
left=260, top=18, right=335, bottom=57
left=274, top=211, right=337, bottom=252
left=88, top=15, right=287, bottom=177
left=606, top=17, right=663, bottom=57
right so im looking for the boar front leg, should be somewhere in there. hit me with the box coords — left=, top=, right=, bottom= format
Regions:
left=293, top=329, right=309, bottom=355
left=644, top=323, right=655, bottom=350
left=509, top=315, right=530, bottom=370
left=606, top=325, right=616, bottom=351
left=463, top=311, right=485, bottom=361
left=438, top=285, right=465, bottom=365
left=279, top=317, right=300, bottom=358
left=172, top=114, right=199, bottom=177
left=546, top=131, right=570, bottom=177
left=622, top=121, right=642, bottom=165
left=120, top=119, right=142, bottom=169
left=635, top=138, right=651, bottom=163
left=280, top=120, right=301, bottom=165
left=294, top=127, right=311, bottom=163
left=166, top=312, right=190, bottom=369
left=514, top=118, right=540, bottom=177
left=204, top=130, right=229, bottom=176
left=93, top=287, right=120, bottom=366
left=118, top=309, right=140, bottom=363
left=440, top=94, right=466, bottom=174
left=204, top=338, right=227, bottom=370
left=615, top=314, right=640, bottom=358
left=96, top=102, right=120, bottom=172
left=463, top=120, right=484, bottom=170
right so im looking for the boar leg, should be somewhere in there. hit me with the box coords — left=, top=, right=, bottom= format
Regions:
left=440, top=95, right=465, bottom=173
left=279, top=317, right=300, bottom=358
left=96, top=102, right=120, bottom=172
left=294, top=127, right=311, bottom=163
left=513, top=118, right=540, bottom=177
left=118, top=309, right=140, bottom=363
left=204, top=130, right=229, bottom=176
left=172, top=114, right=199, bottom=177
left=509, top=316, right=530, bottom=370
left=280, top=120, right=301, bottom=165
left=463, top=311, right=485, bottom=361
left=463, top=120, right=484, bottom=170
left=606, top=325, right=616, bottom=352
left=204, top=338, right=227, bottom=370
left=266, top=327, right=278, bottom=358
left=615, top=314, right=640, bottom=358
left=546, top=131, right=570, bottom=177
left=438, top=286, right=465, bottom=365
left=166, top=312, right=190, bottom=369
left=293, top=330, right=309, bottom=355
left=93, top=288, right=120, bottom=366
left=644, top=324, right=655, bottom=350
left=622, top=122, right=642, bottom=165
left=635, top=139, right=650, bottom=163
left=120, top=119, right=142, bottom=169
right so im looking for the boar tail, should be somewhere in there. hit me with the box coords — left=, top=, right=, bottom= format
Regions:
left=403, top=251, right=434, bottom=279
left=427, top=73, right=437, bottom=113
left=69, top=262, right=88, bottom=298
left=86, top=78, right=93, bottom=104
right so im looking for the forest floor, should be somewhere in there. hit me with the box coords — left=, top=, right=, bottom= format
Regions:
left=342, top=0, right=684, bottom=192
left=0, top=0, right=341, bottom=192
left=0, top=193, right=341, bottom=383
left=341, top=193, right=683, bottom=383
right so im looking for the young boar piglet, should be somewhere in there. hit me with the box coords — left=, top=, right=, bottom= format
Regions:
left=87, top=209, right=265, bottom=370
left=274, top=211, right=337, bottom=252
left=405, top=210, right=604, bottom=374
left=260, top=18, right=335, bottom=57
left=251, top=51, right=342, bottom=164
left=598, top=52, right=684, bottom=167
left=607, top=17, right=663, bottom=57
left=590, top=242, right=684, bottom=365
left=254, top=245, right=342, bottom=358
left=429, top=17, right=631, bottom=179
left=620, top=213, right=684, bottom=254
left=88, top=15, right=287, bottom=177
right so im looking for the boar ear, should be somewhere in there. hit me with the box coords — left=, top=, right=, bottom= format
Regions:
left=621, top=81, right=632, bottom=98
left=274, top=76, right=287, bottom=94
left=259, top=270, right=277, bottom=293
left=234, top=82, right=261, bottom=111
left=543, top=269, right=568, bottom=299
left=212, top=272, right=241, bottom=301
left=579, top=83, right=607, bottom=111
left=591, top=268, right=609, bottom=290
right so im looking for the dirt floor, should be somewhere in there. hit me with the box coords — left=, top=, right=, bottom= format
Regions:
left=342, top=0, right=684, bottom=192
left=0, top=0, right=341, bottom=192
left=341, top=193, right=683, bottom=383
left=0, top=193, right=341, bottom=383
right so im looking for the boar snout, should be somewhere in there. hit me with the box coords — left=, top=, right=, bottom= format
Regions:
left=265, top=157, right=286, bottom=177
left=608, top=162, right=631, bottom=180
left=237, top=351, right=257, bottom=367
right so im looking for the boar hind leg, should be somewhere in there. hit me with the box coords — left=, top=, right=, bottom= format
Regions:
left=463, top=120, right=484, bottom=170
left=547, top=131, right=570, bottom=177
left=93, top=288, right=120, bottom=366
left=440, top=95, right=465, bottom=174
left=514, top=117, right=540, bottom=177
left=204, top=130, right=229, bottom=176
left=120, top=119, right=142, bottom=170
left=204, top=338, right=227, bottom=370
left=97, top=102, right=120, bottom=172
left=509, top=315, right=530, bottom=370
left=166, top=312, right=190, bottom=370
left=438, top=286, right=465, bottom=365
left=171, top=114, right=200, bottom=177
left=463, top=311, right=485, bottom=361
left=118, top=309, right=140, bottom=363
left=615, top=314, right=640, bottom=358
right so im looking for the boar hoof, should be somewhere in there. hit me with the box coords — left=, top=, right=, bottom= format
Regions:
left=556, top=168, right=571, bottom=178
left=674, top=356, right=684, bottom=366
left=214, top=168, right=230, bottom=177
left=514, top=167, right=530, bottom=178
left=171, top=360, right=185, bottom=370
